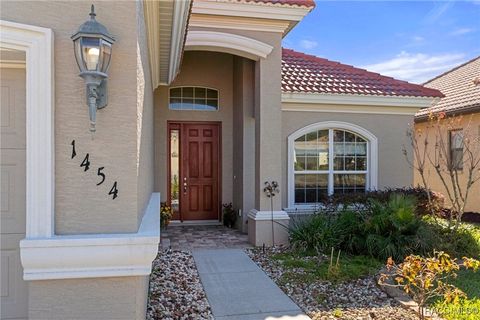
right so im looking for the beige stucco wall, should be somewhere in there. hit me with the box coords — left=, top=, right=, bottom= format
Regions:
left=2, top=2, right=155, bottom=319
left=281, top=109, right=414, bottom=208
left=28, top=276, right=148, bottom=320
left=414, top=113, right=480, bottom=213
left=154, top=51, right=234, bottom=209
left=232, top=56, right=256, bottom=231
left=1, top=0, right=153, bottom=234
left=136, top=0, right=155, bottom=226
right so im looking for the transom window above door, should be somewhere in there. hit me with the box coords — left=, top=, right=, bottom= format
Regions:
left=288, top=121, right=378, bottom=207
left=169, top=86, right=219, bottom=111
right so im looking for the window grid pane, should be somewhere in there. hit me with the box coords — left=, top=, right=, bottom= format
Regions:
left=169, top=87, right=219, bottom=111
left=294, top=130, right=329, bottom=173
left=294, top=173, right=328, bottom=204
left=450, top=130, right=464, bottom=170
left=293, top=128, right=369, bottom=205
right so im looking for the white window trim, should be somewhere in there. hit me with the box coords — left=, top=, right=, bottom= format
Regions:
left=0, top=20, right=55, bottom=238
left=287, top=121, right=378, bottom=209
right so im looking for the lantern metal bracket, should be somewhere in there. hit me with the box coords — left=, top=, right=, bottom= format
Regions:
left=85, top=79, right=108, bottom=109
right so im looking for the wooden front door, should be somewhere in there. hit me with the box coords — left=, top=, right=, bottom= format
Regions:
left=169, top=122, right=221, bottom=221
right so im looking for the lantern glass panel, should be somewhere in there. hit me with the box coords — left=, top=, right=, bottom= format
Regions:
left=73, top=38, right=85, bottom=72
left=100, top=40, right=112, bottom=73
left=81, top=37, right=101, bottom=71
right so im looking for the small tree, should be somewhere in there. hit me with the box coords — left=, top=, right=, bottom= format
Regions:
left=379, top=251, right=480, bottom=320
left=404, top=112, right=480, bottom=229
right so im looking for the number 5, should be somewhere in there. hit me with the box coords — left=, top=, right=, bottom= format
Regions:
left=97, top=167, right=106, bottom=186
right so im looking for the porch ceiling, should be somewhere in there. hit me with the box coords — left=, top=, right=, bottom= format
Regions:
left=143, top=0, right=191, bottom=89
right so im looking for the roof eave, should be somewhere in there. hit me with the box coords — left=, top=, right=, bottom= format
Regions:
left=414, top=103, right=480, bottom=123
left=282, top=92, right=441, bottom=108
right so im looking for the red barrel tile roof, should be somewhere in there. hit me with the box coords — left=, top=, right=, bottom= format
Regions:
left=234, top=0, right=315, bottom=7
left=282, top=48, right=444, bottom=98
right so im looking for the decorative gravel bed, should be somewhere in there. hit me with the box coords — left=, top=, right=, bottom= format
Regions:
left=147, top=250, right=213, bottom=320
left=246, top=247, right=419, bottom=320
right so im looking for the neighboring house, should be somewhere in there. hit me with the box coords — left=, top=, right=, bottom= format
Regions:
left=414, top=57, right=480, bottom=213
left=0, top=0, right=442, bottom=319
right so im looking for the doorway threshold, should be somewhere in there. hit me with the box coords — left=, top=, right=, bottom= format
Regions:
left=169, top=220, right=222, bottom=226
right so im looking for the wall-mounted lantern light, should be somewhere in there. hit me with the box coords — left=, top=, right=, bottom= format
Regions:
left=71, top=5, right=115, bottom=133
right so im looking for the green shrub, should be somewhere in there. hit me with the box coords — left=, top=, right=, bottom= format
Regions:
left=289, top=193, right=480, bottom=260
left=289, top=214, right=339, bottom=253
left=422, top=218, right=480, bottom=258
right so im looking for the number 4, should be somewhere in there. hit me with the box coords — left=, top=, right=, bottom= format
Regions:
left=80, top=153, right=90, bottom=172
left=109, top=181, right=118, bottom=200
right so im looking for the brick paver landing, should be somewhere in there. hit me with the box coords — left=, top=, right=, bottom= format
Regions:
left=160, top=225, right=250, bottom=251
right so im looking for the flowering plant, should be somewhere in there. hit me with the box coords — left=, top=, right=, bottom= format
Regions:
left=160, top=202, right=173, bottom=228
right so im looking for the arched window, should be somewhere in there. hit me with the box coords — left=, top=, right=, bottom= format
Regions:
left=169, top=86, right=219, bottom=111
left=288, top=121, right=378, bottom=208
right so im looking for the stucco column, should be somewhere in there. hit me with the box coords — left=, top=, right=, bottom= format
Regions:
left=249, top=43, right=289, bottom=246
left=254, top=46, right=283, bottom=210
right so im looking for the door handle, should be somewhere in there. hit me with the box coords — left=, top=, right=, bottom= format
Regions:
left=183, top=177, right=187, bottom=194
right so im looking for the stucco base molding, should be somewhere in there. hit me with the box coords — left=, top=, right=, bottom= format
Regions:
left=20, top=193, right=160, bottom=281
left=247, top=209, right=290, bottom=247
left=247, top=209, right=290, bottom=221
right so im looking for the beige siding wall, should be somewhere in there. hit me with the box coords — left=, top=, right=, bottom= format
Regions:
left=28, top=276, right=148, bottom=320
left=154, top=51, right=234, bottom=207
left=1, top=0, right=145, bottom=234
left=414, top=113, right=480, bottom=212
left=281, top=109, right=414, bottom=207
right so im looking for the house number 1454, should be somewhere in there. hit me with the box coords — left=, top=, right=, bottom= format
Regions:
left=71, top=140, right=119, bottom=199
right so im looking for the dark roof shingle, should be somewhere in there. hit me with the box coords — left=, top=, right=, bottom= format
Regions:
left=281, top=48, right=444, bottom=98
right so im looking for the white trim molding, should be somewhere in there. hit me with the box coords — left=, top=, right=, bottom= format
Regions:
left=185, top=31, right=273, bottom=61
left=282, top=104, right=423, bottom=116
left=0, top=20, right=55, bottom=238
left=192, top=0, right=312, bottom=34
left=189, top=15, right=290, bottom=34
left=0, top=59, right=26, bottom=68
left=287, top=121, right=378, bottom=209
left=282, top=93, right=438, bottom=109
left=247, top=209, right=290, bottom=221
left=20, top=193, right=161, bottom=281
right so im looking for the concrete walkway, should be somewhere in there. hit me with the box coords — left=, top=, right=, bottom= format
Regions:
left=192, top=249, right=310, bottom=320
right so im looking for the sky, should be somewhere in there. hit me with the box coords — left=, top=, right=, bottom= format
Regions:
left=284, top=0, right=480, bottom=84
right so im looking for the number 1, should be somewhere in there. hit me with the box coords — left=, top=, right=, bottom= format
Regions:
left=71, top=140, right=76, bottom=159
